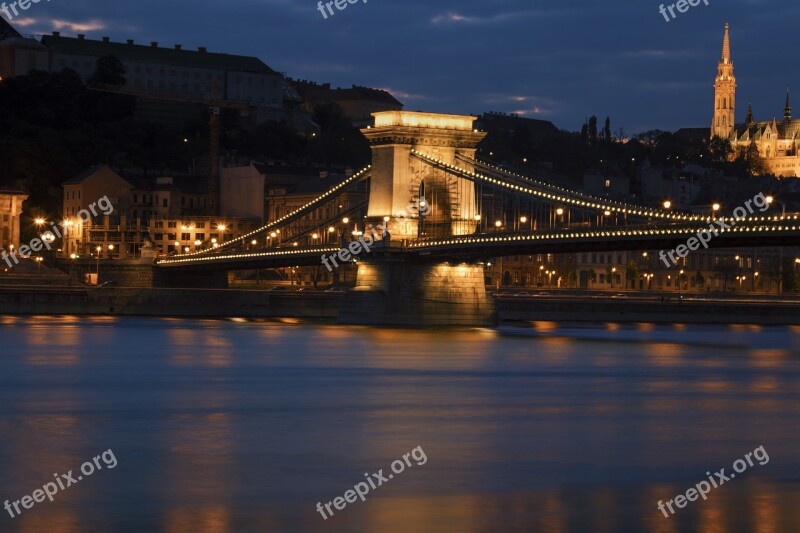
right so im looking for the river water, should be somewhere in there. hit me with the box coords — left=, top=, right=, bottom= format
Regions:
left=1, top=316, right=799, bottom=532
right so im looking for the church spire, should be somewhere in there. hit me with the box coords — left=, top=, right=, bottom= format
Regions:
left=722, top=22, right=731, bottom=64
left=746, top=102, right=755, bottom=125
left=784, top=87, right=792, bottom=121
left=712, top=23, right=736, bottom=139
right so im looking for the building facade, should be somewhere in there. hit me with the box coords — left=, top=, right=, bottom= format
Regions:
left=0, top=190, right=28, bottom=252
left=62, top=166, right=258, bottom=258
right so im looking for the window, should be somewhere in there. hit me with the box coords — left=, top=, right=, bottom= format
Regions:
left=181, top=233, right=190, bottom=240
left=162, top=198, right=168, bottom=207
left=167, top=233, right=177, bottom=241
left=195, top=222, right=205, bottom=229
left=168, top=221, right=177, bottom=228
left=195, top=233, right=204, bottom=241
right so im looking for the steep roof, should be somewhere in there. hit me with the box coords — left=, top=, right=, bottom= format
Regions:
left=0, top=18, right=21, bottom=40
left=734, top=119, right=800, bottom=141
left=40, top=34, right=278, bottom=74
left=62, top=164, right=110, bottom=185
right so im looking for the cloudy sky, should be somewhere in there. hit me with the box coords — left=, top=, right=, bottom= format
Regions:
left=7, top=0, right=799, bottom=134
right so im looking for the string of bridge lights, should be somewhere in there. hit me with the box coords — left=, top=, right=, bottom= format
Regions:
left=158, top=153, right=797, bottom=265
left=157, top=165, right=372, bottom=263
left=408, top=221, right=800, bottom=250
left=451, top=152, right=791, bottom=224
left=456, top=153, right=668, bottom=215
left=412, top=150, right=703, bottom=222
left=158, top=245, right=342, bottom=266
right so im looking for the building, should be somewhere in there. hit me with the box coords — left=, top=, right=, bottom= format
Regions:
left=220, top=164, right=266, bottom=220
left=62, top=165, right=258, bottom=258
left=0, top=190, right=28, bottom=252
left=711, top=23, right=800, bottom=177
left=0, top=18, right=48, bottom=79
left=0, top=19, right=313, bottom=131
left=288, top=79, right=403, bottom=127
left=485, top=247, right=789, bottom=294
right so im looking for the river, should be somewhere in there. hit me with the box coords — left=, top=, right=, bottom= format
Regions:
left=1, top=317, right=798, bottom=532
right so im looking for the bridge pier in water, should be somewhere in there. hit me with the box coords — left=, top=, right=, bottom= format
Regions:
left=339, top=259, right=493, bottom=327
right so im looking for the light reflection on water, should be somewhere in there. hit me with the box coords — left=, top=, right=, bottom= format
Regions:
left=0, top=317, right=798, bottom=532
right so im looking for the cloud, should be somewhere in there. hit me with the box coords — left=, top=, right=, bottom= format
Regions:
left=430, top=8, right=561, bottom=26
left=480, top=94, right=559, bottom=116
left=3, top=16, right=106, bottom=34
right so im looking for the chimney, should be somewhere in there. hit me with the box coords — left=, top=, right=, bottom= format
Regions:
left=127, top=39, right=134, bottom=45
left=102, top=36, right=110, bottom=43
left=77, top=34, right=85, bottom=40
left=52, top=31, right=60, bottom=37
left=198, top=47, right=207, bottom=53
left=151, top=41, right=158, bottom=48
left=174, top=44, right=182, bottom=50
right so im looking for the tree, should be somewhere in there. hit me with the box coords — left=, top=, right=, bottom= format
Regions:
left=567, top=270, right=577, bottom=288
left=712, top=256, right=739, bottom=292
left=88, top=55, right=126, bottom=87
left=603, top=117, right=612, bottom=142
left=626, top=261, right=638, bottom=289
left=695, top=271, right=705, bottom=290
left=709, top=136, right=733, bottom=164
left=588, top=116, right=598, bottom=145
left=606, top=264, right=616, bottom=288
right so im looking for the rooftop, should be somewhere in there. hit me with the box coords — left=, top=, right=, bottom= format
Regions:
left=40, top=33, right=278, bottom=75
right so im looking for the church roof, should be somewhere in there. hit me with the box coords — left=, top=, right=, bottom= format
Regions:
left=734, top=118, right=800, bottom=141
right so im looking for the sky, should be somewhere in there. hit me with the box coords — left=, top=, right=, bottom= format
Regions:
left=6, top=0, right=800, bottom=135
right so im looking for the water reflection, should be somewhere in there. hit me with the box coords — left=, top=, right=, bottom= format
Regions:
left=0, top=318, right=799, bottom=532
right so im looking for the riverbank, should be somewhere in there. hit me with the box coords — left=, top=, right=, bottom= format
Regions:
left=0, top=286, right=798, bottom=325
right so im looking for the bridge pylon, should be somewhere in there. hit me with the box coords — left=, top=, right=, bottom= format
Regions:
left=361, top=111, right=486, bottom=240
left=339, top=112, right=492, bottom=327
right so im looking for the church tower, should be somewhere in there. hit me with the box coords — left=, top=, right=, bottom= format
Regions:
left=712, top=23, right=736, bottom=139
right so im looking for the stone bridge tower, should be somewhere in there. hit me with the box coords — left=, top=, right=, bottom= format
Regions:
left=340, top=111, right=491, bottom=327
left=361, top=111, right=486, bottom=240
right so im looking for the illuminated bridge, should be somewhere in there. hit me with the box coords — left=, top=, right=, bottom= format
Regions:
left=155, top=111, right=799, bottom=325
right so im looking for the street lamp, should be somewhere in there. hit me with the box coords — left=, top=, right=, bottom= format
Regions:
left=95, top=245, right=102, bottom=277
left=663, top=200, right=672, bottom=210
left=712, top=203, right=721, bottom=215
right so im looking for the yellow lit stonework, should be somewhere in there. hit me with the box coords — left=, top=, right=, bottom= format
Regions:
left=711, top=23, right=800, bottom=178
left=372, top=111, right=477, bottom=131
left=362, top=111, right=486, bottom=240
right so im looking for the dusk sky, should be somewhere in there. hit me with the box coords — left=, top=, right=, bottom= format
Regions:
left=7, top=0, right=799, bottom=134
